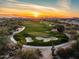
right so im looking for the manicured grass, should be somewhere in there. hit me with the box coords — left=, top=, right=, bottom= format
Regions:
left=20, top=21, right=53, bottom=36
left=14, top=21, right=69, bottom=46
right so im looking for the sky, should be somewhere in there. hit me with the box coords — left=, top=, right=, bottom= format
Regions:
left=0, top=0, right=79, bottom=18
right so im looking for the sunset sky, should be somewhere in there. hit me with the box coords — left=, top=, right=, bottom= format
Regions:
left=0, top=0, right=79, bottom=18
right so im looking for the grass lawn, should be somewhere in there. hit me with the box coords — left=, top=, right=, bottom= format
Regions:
left=21, top=21, right=53, bottom=36
left=14, top=21, right=69, bottom=46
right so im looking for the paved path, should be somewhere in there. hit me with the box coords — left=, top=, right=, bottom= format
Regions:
left=22, top=40, right=76, bottom=59
left=10, top=26, right=77, bottom=59
left=40, top=48, right=52, bottom=59
left=10, top=26, right=76, bottom=49
left=23, top=40, right=76, bottom=49
left=10, top=26, right=25, bottom=44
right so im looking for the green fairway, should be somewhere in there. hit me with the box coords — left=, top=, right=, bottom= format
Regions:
left=14, top=21, right=69, bottom=46
left=22, top=21, right=53, bottom=36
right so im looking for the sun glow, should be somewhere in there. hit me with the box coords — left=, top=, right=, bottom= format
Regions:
left=32, top=12, right=40, bottom=18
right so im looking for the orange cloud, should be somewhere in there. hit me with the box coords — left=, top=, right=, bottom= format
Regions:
left=0, top=3, right=79, bottom=18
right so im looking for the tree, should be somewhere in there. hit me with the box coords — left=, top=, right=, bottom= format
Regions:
left=71, top=40, right=79, bottom=59
left=56, top=48, right=69, bottom=59
left=69, top=31, right=79, bottom=40
left=19, top=49, right=42, bottom=59
left=0, top=36, right=9, bottom=50
left=0, top=36, right=11, bottom=56
left=56, top=25, right=65, bottom=33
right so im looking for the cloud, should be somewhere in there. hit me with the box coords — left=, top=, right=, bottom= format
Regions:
left=15, top=3, right=59, bottom=12
left=58, top=0, right=71, bottom=10
left=0, top=0, right=59, bottom=13
left=1, top=0, right=78, bottom=18
left=7, top=0, right=16, bottom=2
